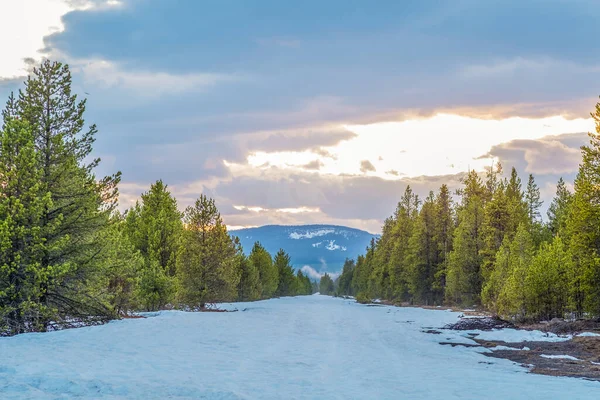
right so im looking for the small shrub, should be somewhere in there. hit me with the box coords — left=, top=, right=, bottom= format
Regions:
left=356, top=292, right=371, bottom=304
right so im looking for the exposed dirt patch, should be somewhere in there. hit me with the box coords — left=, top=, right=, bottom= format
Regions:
left=518, top=319, right=600, bottom=335
left=477, top=336, right=600, bottom=381
left=121, top=314, right=146, bottom=319
left=444, top=316, right=515, bottom=331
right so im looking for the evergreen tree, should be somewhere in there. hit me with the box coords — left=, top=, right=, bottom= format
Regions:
left=95, top=214, right=144, bottom=315
left=566, top=99, right=600, bottom=316
left=125, top=181, right=182, bottom=276
left=0, top=119, right=54, bottom=334
left=274, top=249, right=295, bottom=296
left=336, top=258, right=355, bottom=296
left=249, top=242, right=278, bottom=298
left=547, top=177, right=572, bottom=237
left=383, top=186, right=419, bottom=300
left=525, top=237, right=571, bottom=320
left=2, top=60, right=120, bottom=330
left=446, top=170, right=486, bottom=305
left=295, top=270, right=312, bottom=295
left=432, top=184, right=454, bottom=303
left=319, top=273, right=335, bottom=295
left=124, top=181, right=183, bottom=309
left=236, top=240, right=261, bottom=301
left=525, top=174, right=543, bottom=225
left=406, top=192, right=437, bottom=304
left=482, top=223, right=534, bottom=317
left=352, top=239, right=375, bottom=296
left=176, top=195, right=240, bottom=308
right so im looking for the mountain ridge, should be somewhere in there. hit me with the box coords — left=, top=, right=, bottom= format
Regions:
left=230, top=224, right=380, bottom=279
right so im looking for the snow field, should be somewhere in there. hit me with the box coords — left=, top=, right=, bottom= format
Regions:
left=0, top=295, right=598, bottom=399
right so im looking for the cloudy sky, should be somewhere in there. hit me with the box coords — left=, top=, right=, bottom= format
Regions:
left=1, top=0, right=598, bottom=233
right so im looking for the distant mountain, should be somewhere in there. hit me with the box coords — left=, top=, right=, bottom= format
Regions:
left=230, top=224, right=379, bottom=279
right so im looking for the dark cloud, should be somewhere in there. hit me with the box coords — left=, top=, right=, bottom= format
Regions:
left=360, top=160, right=376, bottom=173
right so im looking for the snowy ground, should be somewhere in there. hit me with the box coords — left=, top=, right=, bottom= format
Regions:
left=0, top=295, right=598, bottom=399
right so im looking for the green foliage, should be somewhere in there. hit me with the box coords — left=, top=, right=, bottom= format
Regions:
left=446, top=171, right=485, bottom=305
left=0, top=118, right=54, bottom=334
left=124, top=180, right=182, bottom=309
left=274, top=249, right=295, bottom=296
left=319, top=273, right=335, bottom=296
left=296, top=270, right=313, bottom=295
left=336, top=258, right=355, bottom=296
left=524, top=237, right=571, bottom=320
left=137, top=262, right=173, bottom=312
left=237, top=249, right=261, bottom=301
left=406, top=192, right=437, bottom=304
left=94, top=214, right=144, bottom=315
left=356, top=292, right=371, bottom=304
left=482, top=223, right=534, bottom=317
left=0, top=60, right=119, bottom=333
left=547, top=178, right=572, bottom=237
left=249, top=242, right=278, bottom=298
left=176, top=195, right=241, bottom=308
left=124, top=180, right=183, bottom=277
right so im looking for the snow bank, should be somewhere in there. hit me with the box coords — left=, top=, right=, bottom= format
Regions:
left=490, top=345, right=531, bottom=351
left=541, top=354, right=581, bottom=361
left=461, top=328, right=571, bottom=343
left=577, top=332, right=600, bottom=337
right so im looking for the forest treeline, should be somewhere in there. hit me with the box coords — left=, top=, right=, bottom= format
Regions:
left=335, top=100, right=600, bottom=322
left=0, top=61, right=311, bottom=336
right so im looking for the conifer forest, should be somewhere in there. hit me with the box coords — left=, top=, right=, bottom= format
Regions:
left=0, top=61, right=311, bottom=336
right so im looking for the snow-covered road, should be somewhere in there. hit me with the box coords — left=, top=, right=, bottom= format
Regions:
left=0, top=295, right=598, bottom=399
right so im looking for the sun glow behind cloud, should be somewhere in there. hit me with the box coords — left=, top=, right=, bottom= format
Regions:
left=0, top=0, right=123, bottom=79
left=242, top=114, right=593, bottom=178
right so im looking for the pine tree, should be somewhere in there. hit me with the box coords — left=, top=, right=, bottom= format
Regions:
left=566, top=99, right=600, bottom=316
left=336, top=258, right=355, bottom=296
left=2, top=60, right=120, bottom=330
left=482, top=223, right=534, bottom=317
left=525, top=237, right=571, bottom=320
left=446, top=170, right=485, bottom=305
left=547, top=177, right=572, bottom=237
left=274, top=249, right=295, bottom=297
left=386, top=186, right=419, bottom=300
left=124, top=181, right=183, bottom=309
left=0, top=118, right=54, bottom=334
left=406, top=192, right=437, bottom=304
left=94, top=213, right=144, bottom=315
left=319, top=273, right=335, bottom=295
left=353, top=239, right=375, bottom=296
left=125, top=180, right=182, bottom=277
left=249, top=242, right=278, bottom=298
left=237, top=241, right=261, bottom=301
left=176, top=195, right=240, bottom=308
left=432, top=184, right=454, bottom=303
left=297, top=270, right=312, bottom=295
left=525, top=174, right=543, bottom=225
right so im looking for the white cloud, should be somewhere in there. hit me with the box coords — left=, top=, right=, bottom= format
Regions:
left=76, top=59, right=241, bottom=96
left=301, top=265, right=339, bottom=281
left=0, top=0, right=123, bottom=79
left=0, top=0, right=69, bottom=78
